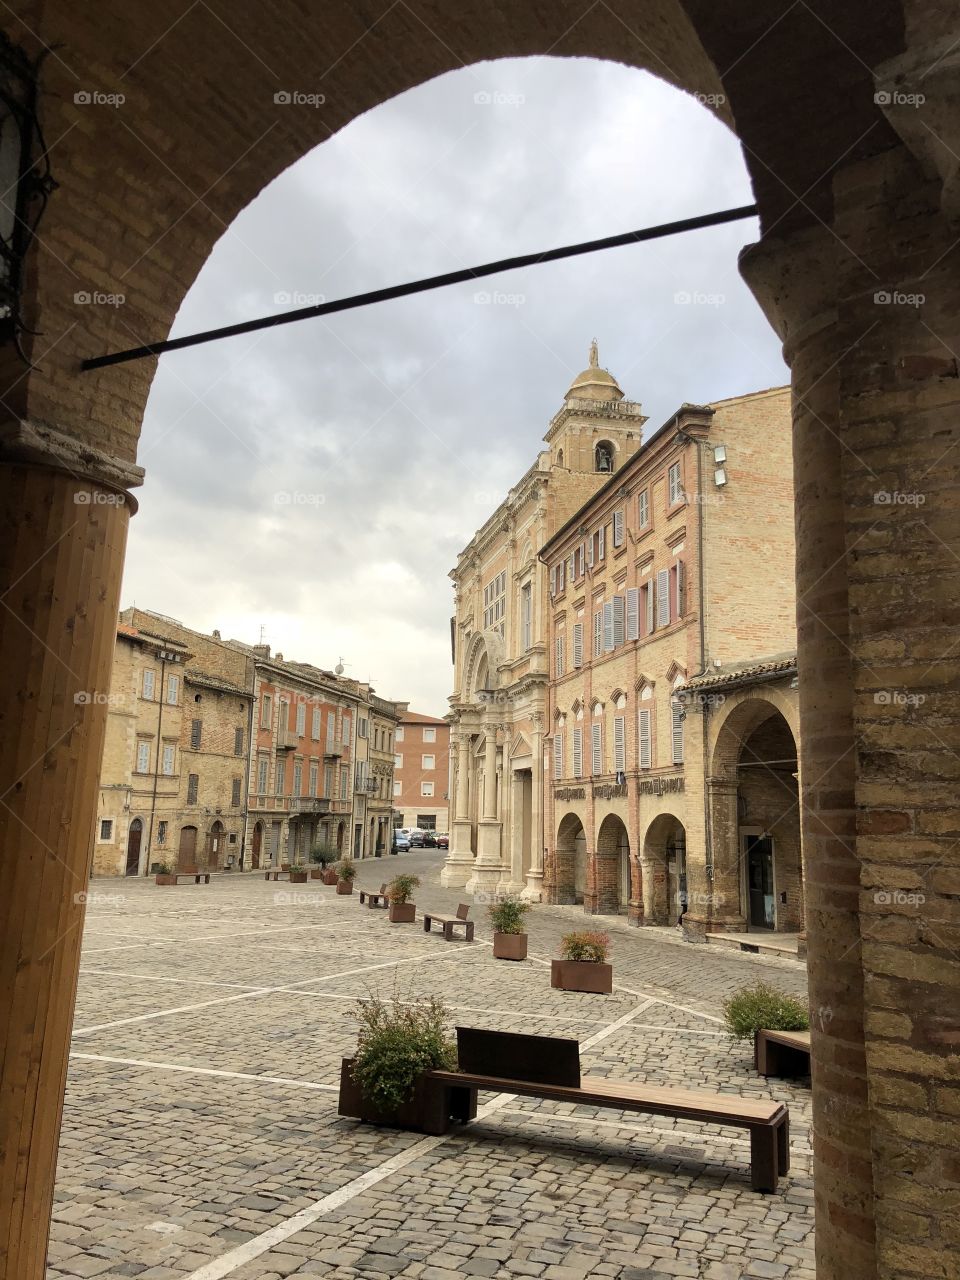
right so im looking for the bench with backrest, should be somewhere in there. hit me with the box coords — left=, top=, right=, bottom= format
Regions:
left=425, top=1027, right=790, bottom=1192
left=422, top=903, right=474, bottom=941
left=359, top=882, right=389, bottom=907
left=755, top=1028, right=811, bottom=1079
left=168, top=871, right=211, bottom=884
left=263, top=870, right=291, bottom=881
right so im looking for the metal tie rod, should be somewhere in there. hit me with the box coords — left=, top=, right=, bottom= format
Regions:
left=81, top=204, right=757, bottom=371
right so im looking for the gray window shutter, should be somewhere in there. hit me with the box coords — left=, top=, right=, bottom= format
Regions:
left=676, top=560, right=685, bottom=616
left=638, top=708, right=652, bottom=769
left=591, top=721, right=602, bottom=774
left=573, top=622, right=583, bottom=667
left=613, top=508, right=624, bottom=547
left=603, top=601, right=614, bottom=652
left=558, top=559, right=565, bottom=591
left=553, top=733, right=563, bottom=780
left=594, top=610, right=603, bottom=657
left=614, top=715, right=626, bottom=771
left=626, top=587, right=640, bottom=641
left=645, top=581, right=655, bottom=633
left=671, top=700, right=684, bottom=765
left=587, top=537, right=594, bottom=568
left=598, top=524, right=605, bottom=560
left=550, top=565, right=556, bottom=597
left=613, top=595, right=625, bottom=646
left=573, top=726, right=583, bottom=777
left=657, top=568, right=671, bottom=627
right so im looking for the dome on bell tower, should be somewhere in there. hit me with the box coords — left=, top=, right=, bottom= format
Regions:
left=565, top=339, right=624, bottom=403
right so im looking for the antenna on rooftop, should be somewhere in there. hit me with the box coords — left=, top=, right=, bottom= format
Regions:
left=259, top=624, right=267, bottom=644
left=335, top=656, right=347, bottom=676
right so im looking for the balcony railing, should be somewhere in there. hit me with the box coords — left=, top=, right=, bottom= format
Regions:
left=323, top=742, right=343, bottom=758
left=276, top=725, right=296, bottom=750
left=291, top=797, right=331, bottom=816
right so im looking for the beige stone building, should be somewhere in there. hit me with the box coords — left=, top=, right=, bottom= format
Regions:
left=539, top=386, right=802, bottom=942
left=367, top=695, right=401, bottom=854
left=441, top=344, right=645, bottom=896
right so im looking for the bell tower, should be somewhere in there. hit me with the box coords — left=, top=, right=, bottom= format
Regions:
left=544, top=340, right=646, bottom=478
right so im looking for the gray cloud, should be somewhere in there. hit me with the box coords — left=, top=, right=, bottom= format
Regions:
left=121, top=56, right=786, bottom=712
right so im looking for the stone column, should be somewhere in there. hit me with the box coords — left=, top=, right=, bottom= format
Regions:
left=685, top=776, right=745, bottom=939
left=523, top=714, right=544, bottom=901
left=440, top=731, right=475, bottom=887
left=0, top=428, right=139, bottom=1280
left=742, top=225, right=871, bottom=1279
left=466, top=723, right=504, bottom=895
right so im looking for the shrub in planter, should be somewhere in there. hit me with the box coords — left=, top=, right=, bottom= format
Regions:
left=336, top=859, right=357, bottom=894
left=722, top=982, right=810, bottom=1040
left=551, top=931, right=612, bottom=993
left=489, top=898, right=530, bottom=961
left=309, top=843, right=338, bottom=878
left=388, top=874, right=420, bottom=922
left=154, top=861, right=176, bottom=886
left=339, top=992, right=456, bottom=1126
left=289, top=865, right=309, bottom=883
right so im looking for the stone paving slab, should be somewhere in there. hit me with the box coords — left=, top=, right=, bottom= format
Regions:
left=49, top=855, right=814, bottom=1280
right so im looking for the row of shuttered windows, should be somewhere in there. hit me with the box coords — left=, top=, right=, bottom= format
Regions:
left=256, top=756, right=346, bottom=799
left=554, top=565, right=684, bottom=677
left=553, top=704, right=683, bottom=779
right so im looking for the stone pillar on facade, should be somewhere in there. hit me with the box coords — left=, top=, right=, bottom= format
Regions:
left=440, top=730, right=475, bottom=887
left=523, top=714, right=545, bottom=901
left=684, top=776, right=745, bottom=941
left=466, top=722, right=505, bottom=895
left=0, top=429, right=139, bottom=1280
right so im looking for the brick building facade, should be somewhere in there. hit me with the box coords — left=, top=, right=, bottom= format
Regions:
left=393, top=710, right=450, bottom=832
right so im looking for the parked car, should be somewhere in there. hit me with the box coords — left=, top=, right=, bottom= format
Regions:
left=421, top=831, right=437, bottom=848
left=436, top=832, right=449, bottom=849
left=408, top=831, right=425, bottom=848
left=393, top=833, right=411, bottom=851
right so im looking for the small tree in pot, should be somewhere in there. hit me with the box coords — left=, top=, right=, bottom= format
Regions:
left=388, top=874, right=420, bottom=923
left=289, top=862, right=309, bottom=883
left=154, top=861, right=176, bottom=886
left=551, top=931, right=612, bottom=993
left=309, top=843, right=338, bottom=880
left=335, top=859, right=357, bottom=895
left=338, top=992, right=457, bottom=1129
left=489, top=898, right=530, bottom=961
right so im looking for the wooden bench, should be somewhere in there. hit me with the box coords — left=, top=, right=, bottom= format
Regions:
left=755, top=1028, right=811, bottom=1079
left=425, top=1027, right=790, bottom=1193
left=171, top=872, right=210, bottom=884
left=423, top=903, right=474, bottom=941
left=263, top=870, right=290, bottom=881
left=359, top=882, right=389, bottom=908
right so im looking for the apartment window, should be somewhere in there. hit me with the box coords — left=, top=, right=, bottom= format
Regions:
left=668, top=461, right=683, bottom=506
left=588, top=524, right=605, bottom=565
left=136, top=741, right=151, bottom=773
left=553, top=732, right=563, bottom=780
left=591, top=721, right=602, bottom=775
left=674, top=561, right=685, bottom=616
left=638, top=489, right=649, bottom=528
left=613, top=508, right=625, bottom=548
left=293, top=761, right=302, bottom=797
left=573, top=622, right=584, bottom=668
left=555, top=633, right=565, bottom=678
left=395, top=753, right=403, bottom=769
left=99, top=819, right=113, bottom=841
left=275, top=760, right=285, bottom=794
left=187, top=773, right=199, bottom=804
left=423, top=727, right=436, bottom=743
left=671, top=700, right=685, bottom=765
left=572, top=726, right=583, bottom=778
left=257, top=757, right=269, bottom=794
left=341, top=713, right=351, bottom=746
left=603, top=598, right=625, bottom=652
left=421, top=781, right=434, bottom=797
left=393, top=779, right=401, bottom=797
left=625, top=587, right=640, bottom=641
left=234, top=726, right=244, bottom=756
left=190, top=719, right=202, bottom=749
left=309, top=761, right=319, bottom=795
left=166, top=674, right=179, bottom=705
left=326, top=713, right=335, bottom=748
left=142, top=669, right=155, bottom=700
left=278, top=700, right=288, bottom=735
left=638, top=708, right=652, bottom=769
left=161, top=744, right=175, bottom=775
left=422, top=754, right=435, bottom=770
left=324, top=763, right=333, bottom=797
left=296, top=702, right=306, bottom=737
left=657, top=568, right=671, bottom=627
left=396, top=726, right=404, bottom=742
left=614, top=716, right=626, bottom=772
left=340, top=766, right=349, bottom=800
left=358, top=717, right=368, bottom=739
left=231, top=777, right=242, bottom=807
left=482, top=569, right=506, bottom=630
left=593, top=609, right=603, bottom=658
left=311, top=707, right=321, bottom=740
left=157, top=820, right=167, bottom=845
left=521, top=582, right=532, bottom=650
left=261, top=694, right=272, bottom=729
left=643, top=579, right=655, bottom=635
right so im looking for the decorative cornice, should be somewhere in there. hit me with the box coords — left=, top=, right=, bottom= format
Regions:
left=1, top=417, right=144, bottom=506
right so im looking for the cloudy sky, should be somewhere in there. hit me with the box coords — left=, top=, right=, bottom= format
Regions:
left=121, top=56, right=787, bottom=716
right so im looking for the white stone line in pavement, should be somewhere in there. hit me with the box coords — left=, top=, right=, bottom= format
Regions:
left=82, top=919, right=336, bottom=954
left=79, top=969, right=259, bottom=992
left=72, top=943, right=480, bottom=1035
left=180, top=996, right=658, bottom=1280
left=70, top=1052, right=340, bottom=1091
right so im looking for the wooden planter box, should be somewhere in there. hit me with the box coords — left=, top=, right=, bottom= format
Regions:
left=289, top=871, right=308, bottom=883
left=281, top=863, right=293, bottom=872
left=336, top=880, right=354, bottom=895
left=493, top=932, right=528, bottom=961
left=388, top=901, right=416, bottom=923
left=551, top=958, right=613, bottom=994
left=155, top=874, right=177, bottom=885
left=322, top=868, right=339, bottom=885
left=337, top=1058, right=470, bottom=1133
left=310, top=868, right=324, bottom=879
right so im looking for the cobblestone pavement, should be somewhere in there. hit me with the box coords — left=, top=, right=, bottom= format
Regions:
left=52, top=852, right=814, bottom=1280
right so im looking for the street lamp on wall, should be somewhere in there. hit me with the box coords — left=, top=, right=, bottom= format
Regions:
left=0, top=33, right=56, bottom=357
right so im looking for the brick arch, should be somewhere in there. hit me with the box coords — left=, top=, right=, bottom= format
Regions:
left=642, top=811, right=686, bottom=925
left=554, top=810, right=587, bottom=905
left=595, top=813, right=631, bottom=915
left=708, top=690, right=799, bottom=779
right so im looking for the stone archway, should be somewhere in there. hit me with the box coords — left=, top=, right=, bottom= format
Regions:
left=642, top=813, right=686, bottom=925
left=594, top=814, right=631, bottom=915
left=555, top=812, right=587, bottom=905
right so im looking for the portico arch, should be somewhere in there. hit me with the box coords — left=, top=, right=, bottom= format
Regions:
left=595, top=814, right=631, bottom=915
left=555, top=812, right=587, bottom=905
left=642, top=813, right=686, bottom=925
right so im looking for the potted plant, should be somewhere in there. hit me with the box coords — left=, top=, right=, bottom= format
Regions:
left=338, top=992, right=456, bottom=1130
left=335, top=859, right=357, bottom=894
left=722, top=981, right=810, bottom=1067
left=489, top=898, right=530, bottom=961
left=551, top=931, right=612, bottom=993
left=154, top=861, right=176, bottom=886
left=309, top=843, right=338, bottom=880
left=387, top=874, right=420, bottom=923
left=289, top=863, right=309, bottom=884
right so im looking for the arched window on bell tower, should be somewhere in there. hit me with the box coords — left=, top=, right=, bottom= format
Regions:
left=595, top=440, right=614, bottom=472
